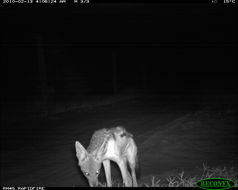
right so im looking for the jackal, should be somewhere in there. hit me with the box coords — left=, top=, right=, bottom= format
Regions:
left=75, top=126, right=138, bottom=187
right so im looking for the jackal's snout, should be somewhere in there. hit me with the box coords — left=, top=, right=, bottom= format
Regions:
left=88, top=179, right=99, bottom=187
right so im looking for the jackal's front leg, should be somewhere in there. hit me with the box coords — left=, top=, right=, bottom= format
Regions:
left=102, top=160, right=112, bottom=187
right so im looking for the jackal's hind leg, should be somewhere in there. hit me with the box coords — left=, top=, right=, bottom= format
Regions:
left=130, top=166, right=138, bottom=187
left=126, top=170, right=133, bottom=187
left=117, top=160, right=132, bottom=187
left=127, top=139, right=138, bottom=187
left=127, top=155, right=138, bottom=187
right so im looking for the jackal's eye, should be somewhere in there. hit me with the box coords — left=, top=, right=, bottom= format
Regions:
left=96, top=170, right=100, bottom=175
left=84, top=172, right=89, bottom=176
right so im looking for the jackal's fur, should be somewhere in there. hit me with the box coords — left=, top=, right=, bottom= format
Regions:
left=75, top=126, right=138, bottom=187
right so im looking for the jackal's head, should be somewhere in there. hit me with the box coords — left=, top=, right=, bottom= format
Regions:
left=75, top=141, right=102, bottom=187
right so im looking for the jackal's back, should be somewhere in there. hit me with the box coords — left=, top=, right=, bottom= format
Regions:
left=87, top=128, right=112, bottom=153
left=87, top=126, right=132, bottom=153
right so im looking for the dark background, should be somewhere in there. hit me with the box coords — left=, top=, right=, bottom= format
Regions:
left=2, top=4, right=236, bottom=110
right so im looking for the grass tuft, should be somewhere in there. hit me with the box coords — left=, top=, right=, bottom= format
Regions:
left=143, top=163, right=238, bottom=187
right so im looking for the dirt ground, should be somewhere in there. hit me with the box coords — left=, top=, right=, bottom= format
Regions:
left=1, top=95, right=237, bottom=186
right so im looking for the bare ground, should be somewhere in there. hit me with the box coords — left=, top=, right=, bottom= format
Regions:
left=1, top=95, right=237, bottom=186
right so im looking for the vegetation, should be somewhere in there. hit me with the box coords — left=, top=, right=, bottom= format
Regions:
left=143, top=163, right=238, bottom=187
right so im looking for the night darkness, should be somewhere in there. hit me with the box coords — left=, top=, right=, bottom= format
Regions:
left=1, top=2, right=237, bottom=187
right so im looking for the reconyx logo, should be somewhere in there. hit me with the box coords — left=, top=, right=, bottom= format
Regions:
left=197, top=178, right=234, bottom=190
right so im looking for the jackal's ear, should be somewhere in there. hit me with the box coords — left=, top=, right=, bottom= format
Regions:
left=75, top=141, right=87, bottom=163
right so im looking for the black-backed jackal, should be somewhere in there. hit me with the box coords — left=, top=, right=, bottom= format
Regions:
left=75, top=126, right=138, bottom=187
